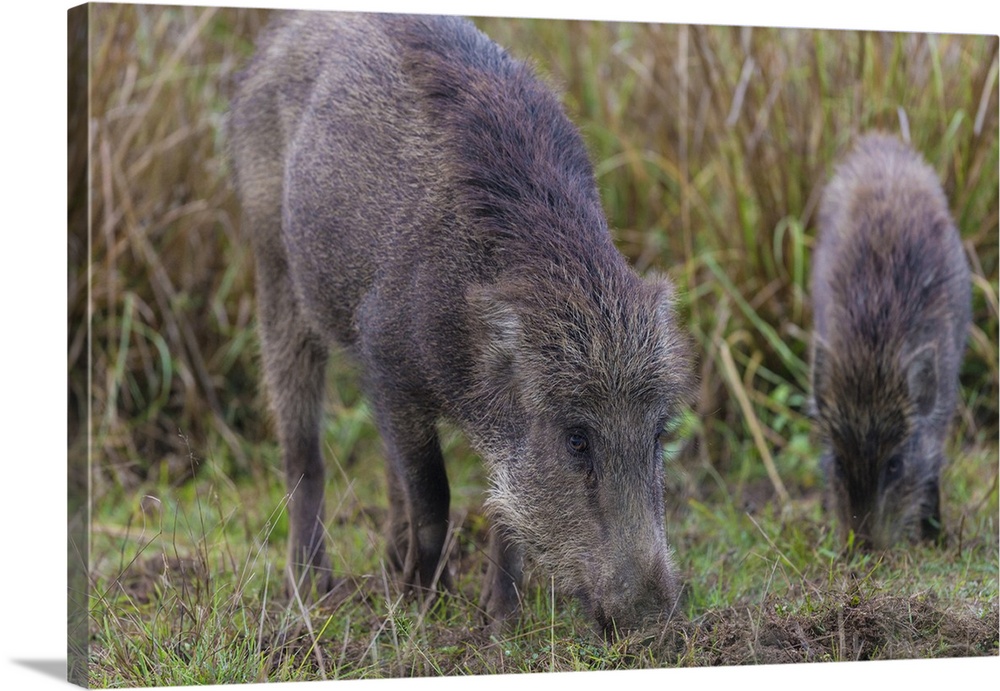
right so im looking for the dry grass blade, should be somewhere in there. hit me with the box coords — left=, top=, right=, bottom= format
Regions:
left=717, top=337, right=790, bottom=506
left=112, top=7, right=219, bottom=171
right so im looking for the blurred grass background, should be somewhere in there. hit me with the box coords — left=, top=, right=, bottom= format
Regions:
left=70, top=3, right=998, bottom=682
left=71, top=4, right=998, bottom=502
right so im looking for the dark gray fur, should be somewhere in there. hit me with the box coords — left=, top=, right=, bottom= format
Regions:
left=227, top=11, right=694, bottom=635
left=810, top=133, right=970, bottom=550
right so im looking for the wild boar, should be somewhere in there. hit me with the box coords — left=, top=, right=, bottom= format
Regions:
left=227, top=11, right=694, bottom=635
left=810, top=132, right=970, bottom=550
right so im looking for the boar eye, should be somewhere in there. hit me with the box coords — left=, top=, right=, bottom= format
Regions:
left=654, top=433, right=665, bottom=455
left=828, top=454, right=847, bottom=481
left=566, top=430, right=589, bottom=455
left=884, top=455, right=903, bottom=483
left=655, top=428, right=669, bottom=449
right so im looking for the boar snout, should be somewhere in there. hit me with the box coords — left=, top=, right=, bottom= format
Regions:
left=589, top=546, right=680, bottom=637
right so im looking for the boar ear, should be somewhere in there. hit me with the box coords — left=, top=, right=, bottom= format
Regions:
left=809, top=336, right=831, bottom=417
left=645, top=273, right=682, bottom=337
left=646, top=276, right=696, bottom=401
left=649, top=275, right=677, bottom=317
left=467, top=285, right=522, bottom=371
left=904, top=343, right=938, bottom=416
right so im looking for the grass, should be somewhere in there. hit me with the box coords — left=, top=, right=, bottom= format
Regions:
left=86, top=433, right=997, bottom=681
left=73, top=4, right=999, bottom=686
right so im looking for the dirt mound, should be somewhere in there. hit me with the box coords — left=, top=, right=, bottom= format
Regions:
left=669, top=593, right=998, bottom=666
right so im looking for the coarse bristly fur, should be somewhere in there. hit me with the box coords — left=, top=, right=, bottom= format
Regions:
left=227, top=11, right=695, bottom=637
left=810, top=132, right=971, bottom=550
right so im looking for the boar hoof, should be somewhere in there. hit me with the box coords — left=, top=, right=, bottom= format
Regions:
left=480, top=567, right=521, bottom=632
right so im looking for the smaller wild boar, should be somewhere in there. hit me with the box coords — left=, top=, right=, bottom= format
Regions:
left=810, top=132, right=971, bottom=550
left=227, top=11, right=694, bottom=636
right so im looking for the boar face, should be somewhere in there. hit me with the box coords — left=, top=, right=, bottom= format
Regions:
left=473, top=272, right=691, bottom=633
left=813, top=338, right=943, bottom=549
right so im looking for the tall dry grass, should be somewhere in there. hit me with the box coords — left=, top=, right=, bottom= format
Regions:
left=73, top=5, right=272, bottom=496
left=72, top=6, right=998, bottom=501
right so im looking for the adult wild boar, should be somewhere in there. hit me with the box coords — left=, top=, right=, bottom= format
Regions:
left=810, top=132, right=970, bottom=550
left=228, top=11, right=693, bottom=635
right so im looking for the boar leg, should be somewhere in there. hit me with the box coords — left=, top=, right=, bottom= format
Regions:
left=254, top=247, right=333, bottom=596
left=481, top=524, right=524, bottom=626
left=377, top=407, right=452, bottom=593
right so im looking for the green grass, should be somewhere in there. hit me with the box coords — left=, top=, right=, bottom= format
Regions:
left=86, top=429, right=997, bottom=682
left=74, top=5, right=999, bottom=685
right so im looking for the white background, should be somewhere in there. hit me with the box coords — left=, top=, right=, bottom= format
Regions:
left=1, top=0, right=997, bottom=689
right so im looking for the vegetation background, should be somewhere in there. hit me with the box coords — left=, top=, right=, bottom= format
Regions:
left=69, top=0, right=998, bottom=686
